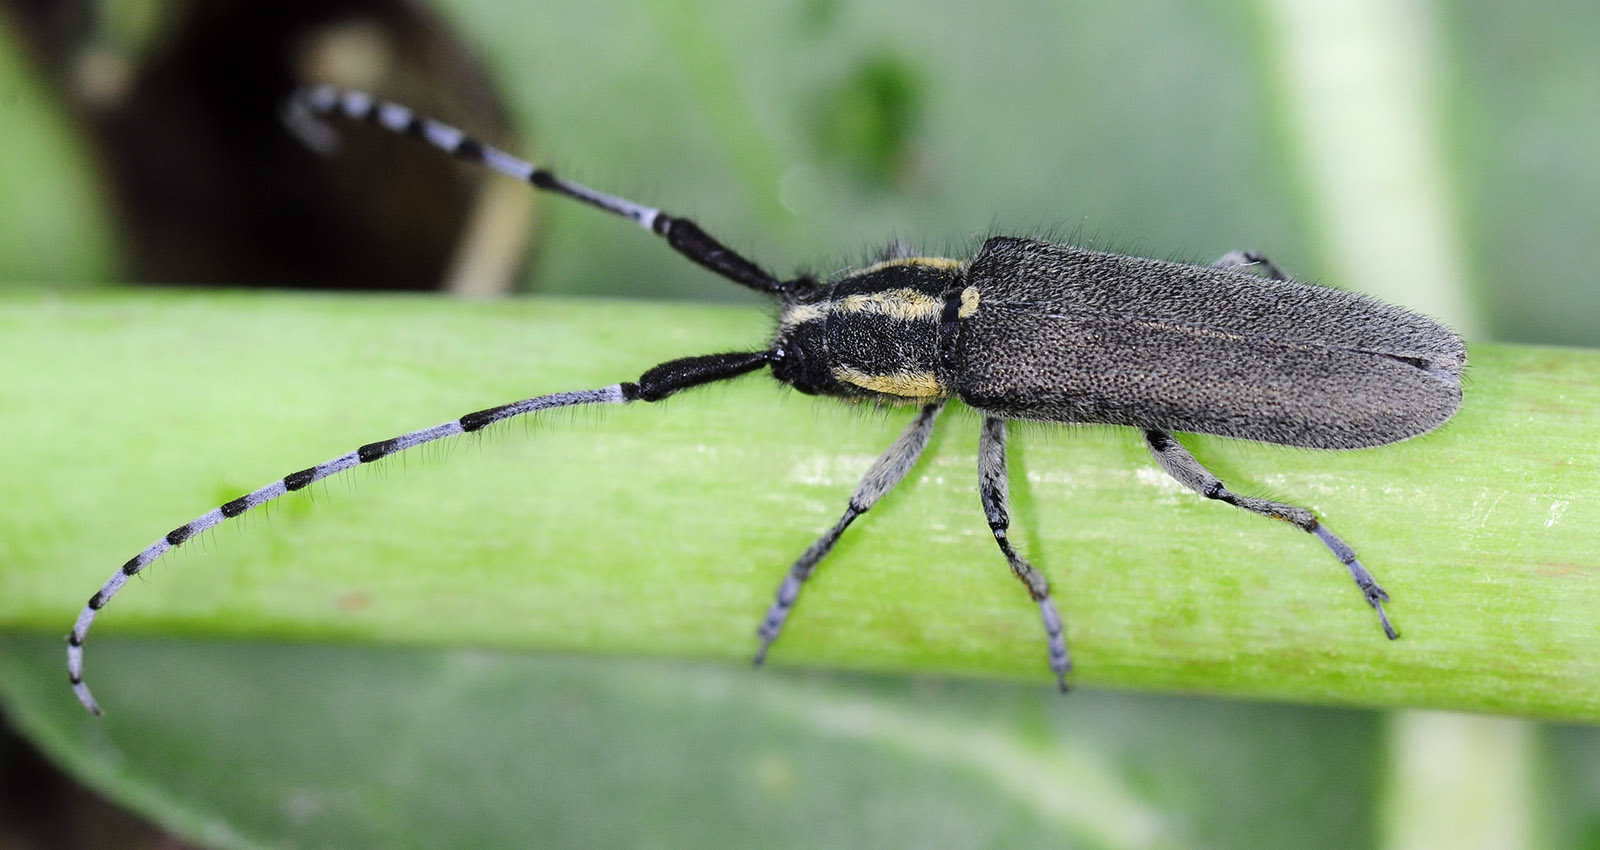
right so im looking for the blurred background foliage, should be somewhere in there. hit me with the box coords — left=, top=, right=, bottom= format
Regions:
left=0, top=0, right=1596, bottom=848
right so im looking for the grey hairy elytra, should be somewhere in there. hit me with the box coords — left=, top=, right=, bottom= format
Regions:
left=65, top=86, right=1465, bottom=714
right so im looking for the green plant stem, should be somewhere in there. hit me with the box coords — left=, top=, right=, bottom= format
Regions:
left=2, top=291, right=1596, bottom=720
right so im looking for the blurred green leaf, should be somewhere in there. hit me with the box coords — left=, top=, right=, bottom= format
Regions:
left=434, top=0, right=1317, bottom=302
left=0, top=634, right=1385, bottom=850
left=0, top=26, right=119, bottom=284
left=1441, top=1, right=1600, bottom=345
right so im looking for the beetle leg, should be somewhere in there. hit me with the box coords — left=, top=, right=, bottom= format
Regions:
left=979, top=417, right=1071, bottom=690
left=1143, top=430, right=1397, bottom=639
left=1211, top=250, right=1287, bottom=280
left=753, top=402, right=945, bottom=665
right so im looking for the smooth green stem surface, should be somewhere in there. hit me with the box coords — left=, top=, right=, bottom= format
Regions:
left=1, top=291, right=1596, bottom=720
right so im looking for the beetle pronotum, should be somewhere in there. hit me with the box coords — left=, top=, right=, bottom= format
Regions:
left=67, top=85, right=1466, bottom=714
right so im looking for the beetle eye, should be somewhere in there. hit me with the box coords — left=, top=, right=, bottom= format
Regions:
left=776, top=338, right=806, bottom=369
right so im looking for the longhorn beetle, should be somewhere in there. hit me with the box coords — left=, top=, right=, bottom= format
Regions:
left=67, top=85, right=1466, bottom=714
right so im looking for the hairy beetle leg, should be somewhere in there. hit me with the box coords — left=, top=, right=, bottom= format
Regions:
left=1143, top=429, right=1399, bottom=640
left=754, top=404, right=944, bottom=666
left=1313, top=523, right=1397, bottom=639
left=979, top=417, right=1072, bottom=689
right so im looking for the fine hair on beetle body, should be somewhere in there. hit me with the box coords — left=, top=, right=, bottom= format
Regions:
left=65, top=85, right=1466, bottom=715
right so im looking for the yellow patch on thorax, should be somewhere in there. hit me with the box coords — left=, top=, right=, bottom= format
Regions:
left=829, top=285, right=980, bottom=323
left=778, top=302, right=827, bottom=330
left=834, top=288, right=945, bottom=322
left=958, top=285, right=980, bottom=318
left=848, top=256, right=965, bottom=277
left=832, top=366, right=948, bottom=401
left=779, top=260, right=980, bottom=331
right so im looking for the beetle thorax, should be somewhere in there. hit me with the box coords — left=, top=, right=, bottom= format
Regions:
left=770, top=257, right=972, bottom=404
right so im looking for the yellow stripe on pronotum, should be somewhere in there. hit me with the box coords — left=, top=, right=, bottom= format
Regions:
left=831, top=366, right=948, bottom=401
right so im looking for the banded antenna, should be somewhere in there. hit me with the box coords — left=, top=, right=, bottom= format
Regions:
left=67, top=87, right=784, bottom=714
